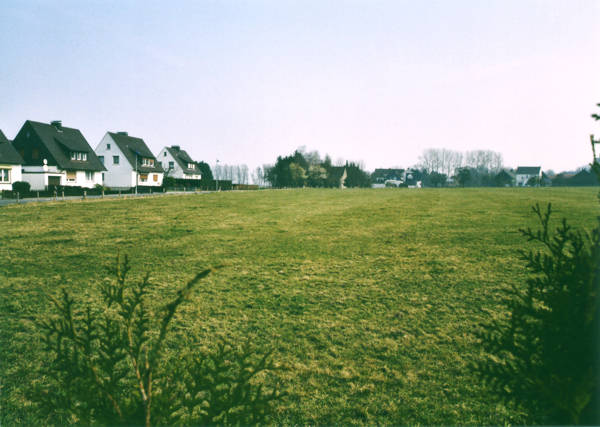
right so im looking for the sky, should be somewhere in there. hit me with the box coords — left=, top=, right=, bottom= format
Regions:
left=1, top=0, right=599, bottom=175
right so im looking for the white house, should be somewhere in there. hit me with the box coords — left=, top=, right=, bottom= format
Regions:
left=0, top=130, right=23, bottom=191
left=95, top=132, right=163, bottom=189
left=157, top=145, right=202, bottom=180
left=11, top=120, right=105, bottom=190
left=515, top=166, right=542, bottom=187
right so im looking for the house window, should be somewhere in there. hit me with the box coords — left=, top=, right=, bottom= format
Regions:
left=107, top=143, right=111, bottom=150
left=0, top=168, right=10, bottom=183
left=98, top=155, right=104, bottom=164
left=169, top=161, right=174, bottom=169
left=140, top=174, right=148, bottom=182
left=188, top=163, right=194, bottom=169
left=66, top=171, right=77, bottom=182
left=71, top=151, right=87, bottom=161
left=164, top=152, right=167, bottom=157
left=142, top=158, right=154, bottom=166
left=85, top=171, right=93, bottom=181
left=153, top=174, right=158, bottom=182
left=113, top=155, right=119, bottom=164
left=32, top=148, right=40, bottom=159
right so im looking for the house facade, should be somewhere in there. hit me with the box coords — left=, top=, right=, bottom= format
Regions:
left=515, top=166, right=542, bottom=186
left=95, top=132, right=163, bottom=189
left=157, top=145, right=201, bottom=179
left=11, top=121, right=105, bottom=190
left=0, top=130, right=23, bottom=191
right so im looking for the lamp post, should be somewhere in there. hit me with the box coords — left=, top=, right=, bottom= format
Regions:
left=135, top=153, right=138, bottom=195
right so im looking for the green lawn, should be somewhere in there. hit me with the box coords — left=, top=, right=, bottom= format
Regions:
left=0, top=187, right=598, bottom=424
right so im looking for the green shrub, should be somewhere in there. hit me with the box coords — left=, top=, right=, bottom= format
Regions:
left=30, top=255, right=281, bottom=426
left=12, top=181, right=30, bottom=194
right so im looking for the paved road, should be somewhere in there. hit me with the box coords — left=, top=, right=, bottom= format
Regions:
left=0, top=190, right=212, bottom=207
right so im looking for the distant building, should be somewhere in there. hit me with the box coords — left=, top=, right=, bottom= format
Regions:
left=157, top=146, right=202, bottom=180
left=12, top=120, right=105, bottom=190
left=371, top=168, right=405, bottom=184
left=0, top=130, right=23, bottom=191
left=515, top=166, right=542, bottom=187
left=95, top=132, right=164, bottom=189
left=403, top=169, right=422, bottom=188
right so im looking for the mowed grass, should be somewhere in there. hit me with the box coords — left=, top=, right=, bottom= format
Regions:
left=0, top=187, right=598, bottom=424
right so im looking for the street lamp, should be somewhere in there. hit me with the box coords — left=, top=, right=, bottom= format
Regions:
left=135, top=153, right=138, bottom=195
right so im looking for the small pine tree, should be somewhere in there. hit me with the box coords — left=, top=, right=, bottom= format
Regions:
left=475, top=111, right=600, bottom=424
left=30, top=255, right=281, bottom=426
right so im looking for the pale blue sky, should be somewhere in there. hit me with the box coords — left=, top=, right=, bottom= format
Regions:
left=1, top=0, right=599, bottom=172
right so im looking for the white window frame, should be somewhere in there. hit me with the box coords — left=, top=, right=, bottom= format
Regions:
left=0, top=168, right=10, bottom=183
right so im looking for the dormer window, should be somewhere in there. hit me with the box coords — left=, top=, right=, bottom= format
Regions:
left=70, top=151, right=87, bottom=161
left=141, top=158, right=154, bottom=167
left=188, top=163, right=194, bottom=169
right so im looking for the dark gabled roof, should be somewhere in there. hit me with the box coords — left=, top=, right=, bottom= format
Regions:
left=371, top=168, right=405, bottom=181
left=516, top=166, right=541, bottom=175
left=0, top=130, right=23, bottom=165
left=108, top=132, right=164, bottom=173
left=165, top=146, right=199, bottom=174
left=329, top=166, right=346, bottom=180
left=25, top=121, right=106, bottom=171
left=496, top=169, right=515, bottom=178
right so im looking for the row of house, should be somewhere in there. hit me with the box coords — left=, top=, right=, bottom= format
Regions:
left=371, top=166, right=544, bottom=187
left=0, top=120, right=204, bottom=191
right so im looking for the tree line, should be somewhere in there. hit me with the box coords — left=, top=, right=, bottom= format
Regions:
left=263, top=147, right=371, bottom=188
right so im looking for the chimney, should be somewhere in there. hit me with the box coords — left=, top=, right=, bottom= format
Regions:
left=117, top=131, right=128, bottom=136
left=171, top=145, right=180, bottom=151
left=51, top=120, right=62, bottom=130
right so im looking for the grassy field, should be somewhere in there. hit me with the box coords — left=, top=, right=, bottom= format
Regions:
left=0, top=187, right=598, bottom=424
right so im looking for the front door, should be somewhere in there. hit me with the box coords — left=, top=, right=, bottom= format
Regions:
left=48, top=176, right=61, bottom=189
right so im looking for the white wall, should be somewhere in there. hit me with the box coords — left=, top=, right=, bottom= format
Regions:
left=21, top=165, right=102, bottom=190
left=134, top=170, right=163, bottom=187
left=95, top=134, right=134, bottom=189
left=157, top=147, right=201, bottom=180
left=158, top=147, right=183, bottom=178
left=21, top=167, right=48, bottom=190
left=0, top=164, right=21, bottom=191
left=516, top=172, right=541, bottom=186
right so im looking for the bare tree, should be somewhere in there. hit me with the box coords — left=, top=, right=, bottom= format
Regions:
left=465, top=150, right=503, bottom=173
